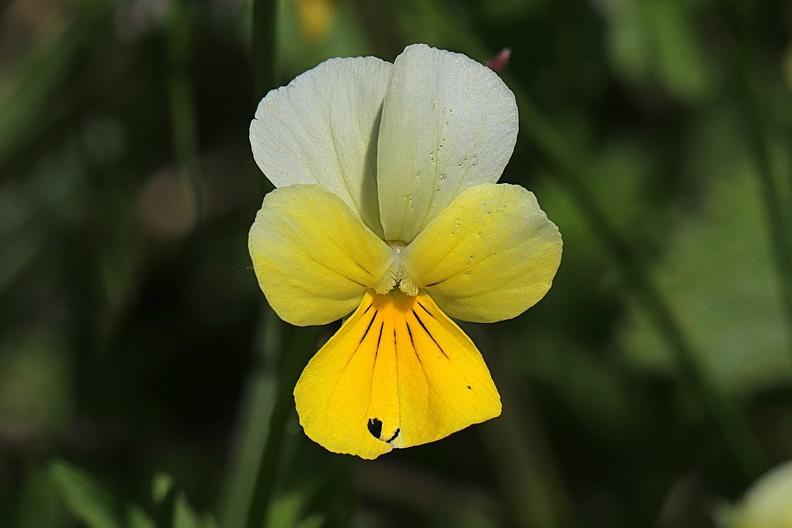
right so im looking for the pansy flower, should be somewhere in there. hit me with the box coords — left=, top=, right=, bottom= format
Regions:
left=248, top=44, right=562, bottom=459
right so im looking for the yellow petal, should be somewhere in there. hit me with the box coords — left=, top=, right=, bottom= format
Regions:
left=248, top=185, right=393, bottom=326
left=294, top=290, right=501, bottom=459
left=401, top=183, right=562, bottom=323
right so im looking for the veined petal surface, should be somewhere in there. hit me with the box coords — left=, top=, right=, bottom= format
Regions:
left=401, top=183, right=562, bottom=323
left=294, top=290, right=501, bottom=459
left=250, top=56, right=392, bottom=235
left=248, top=184, right=392, bottom=326
left=376, top=44, right=519, bottom=243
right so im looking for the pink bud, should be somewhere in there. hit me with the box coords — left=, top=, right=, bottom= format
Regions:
left=485, top=48, right=511, bottom=73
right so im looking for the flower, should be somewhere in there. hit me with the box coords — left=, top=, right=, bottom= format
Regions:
left=295, top=0, right=335, bottom=43
left=248, top=44, right=562, bottom=459
left=724, top=460, right=792, bottom=528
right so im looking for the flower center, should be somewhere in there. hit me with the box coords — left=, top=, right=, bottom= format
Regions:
left=375, top=241, right=418, bottom=297
left=387, top=240, right=406, bottom=254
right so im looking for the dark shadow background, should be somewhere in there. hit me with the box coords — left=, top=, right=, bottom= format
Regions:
left=2, top=0, right=792, bottom=527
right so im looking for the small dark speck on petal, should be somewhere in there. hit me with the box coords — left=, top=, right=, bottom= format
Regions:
left=467, top=385, right=472, bottom=389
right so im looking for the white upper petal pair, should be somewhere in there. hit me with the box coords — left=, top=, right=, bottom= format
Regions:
left=250, top=43, right=518, bottom=243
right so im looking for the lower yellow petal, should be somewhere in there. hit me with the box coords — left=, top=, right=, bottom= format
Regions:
left=248, top=184, right=393, bottom=326
left=294, top=290, right=501, bottom=459
left=401, top=183, right=562, bottom=323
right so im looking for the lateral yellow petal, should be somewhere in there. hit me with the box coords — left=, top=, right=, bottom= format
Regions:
left=248, top=184, right=393, bottom=326
left=294, top=290, right=501, bottom=459
left=401, top=183, right=562, bottom=323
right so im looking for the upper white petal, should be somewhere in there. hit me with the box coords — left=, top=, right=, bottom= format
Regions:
left=250, top=56, right=392, bottom=235
left=376, top=44, right=519, bottom=243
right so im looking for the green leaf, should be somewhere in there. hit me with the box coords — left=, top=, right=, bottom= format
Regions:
left=175, top=493, right=218, bottom=528
left=620, top=166, right=792, bottom=395
left=128, top=506, right=157, bottom=528
left=174, top=494, right=201, bottom=528
left=48, top=460, right=122, bottom=528
left=16, top=466, right=65, bottom=528
left=599, top=0, right=716, bottom=102
left=153, top=473, right=176, bottom=505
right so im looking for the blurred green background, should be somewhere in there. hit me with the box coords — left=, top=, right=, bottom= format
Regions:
left=2, top=0, right=792, bottom=526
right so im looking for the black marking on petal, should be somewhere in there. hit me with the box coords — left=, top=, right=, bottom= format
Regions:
left=413, top=310, right=449, bottom=359
left=343, top=277, right=367, bottom=288
left=375, top=322, right=384, bottom=352
left=406, top=322, right=416, bottom=349
left=405, top=321, right=426, bottom=371
left=358, top=311, right=377, bottom=346
left=362, top=303, right=373, bottom=315
left=367, top=418, right=383, bottom=439
left=415, top=301, right=437, bottom=319
left=385, top=428, right=400, bottom=443
left=467, top=385, right=472, bottom=390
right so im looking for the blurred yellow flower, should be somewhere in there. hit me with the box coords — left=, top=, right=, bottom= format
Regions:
left=732, top=460, right=792, bottom=528
left=248, top=44, right=562, bottom=459
left=295, top=0, right=335, bottom=43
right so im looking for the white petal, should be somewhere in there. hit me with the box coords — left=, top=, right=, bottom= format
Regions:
left=376, top=44, right=519, bottom=243
left=250, top=56, right=392, bottom=235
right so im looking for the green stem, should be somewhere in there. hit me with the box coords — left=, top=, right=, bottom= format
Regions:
left=166, top=0, right=203, bottom=221
left=251, top=0, right=278, bottom=201
left=252, top=0, right=279, bottom=98
left=228, top=3, right=284, bottom=524
left=480, top=343, right=577, bottom=528
left=217, top=307, right=281, bottom=528
left=0, top=1, right=107, bottom=173
left=720, top=0, right=792, bottom=349
left=244, top=324, right=319, bottom=528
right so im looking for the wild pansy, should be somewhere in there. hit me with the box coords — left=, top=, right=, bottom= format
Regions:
left=726, top=460, right=792, bottom=528
left=248, top=44, right=562, bottom=459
